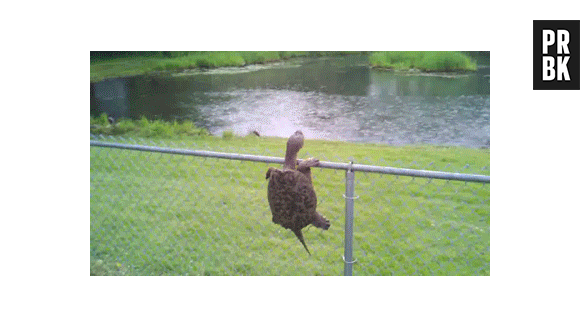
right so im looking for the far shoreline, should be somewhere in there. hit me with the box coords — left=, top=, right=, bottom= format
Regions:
left=90, top=51, right=482, bottom=83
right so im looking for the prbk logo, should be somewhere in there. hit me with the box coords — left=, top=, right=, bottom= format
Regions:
left=533, top=20, right=580, bottom=90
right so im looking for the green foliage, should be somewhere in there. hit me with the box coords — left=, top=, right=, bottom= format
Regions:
left=207, top=52, right=246, bottom=67
left=419, top=52, right=477, bottom=71
left=239, top=51, right=281, bottom=64
left=94, top=112, right=109, bottom=125
left=370, top=51, right=477, bottom=72
left=222, top=130, right=234, bottom=139
left=112, top=118, right=136, bottom=134
left=90, top=115, right=210, bottom=139
left=173, top=120, right=209, bottom=137
left=279, top=51, right=309, bottom=58
left=195, top=58, right=212, bottom=68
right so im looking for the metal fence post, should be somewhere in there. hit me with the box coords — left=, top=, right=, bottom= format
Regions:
left=343, top=162, right=356, bottom=276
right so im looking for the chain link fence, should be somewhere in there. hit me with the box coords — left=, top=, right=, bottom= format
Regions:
left=90, top=135, right=490, bottom=276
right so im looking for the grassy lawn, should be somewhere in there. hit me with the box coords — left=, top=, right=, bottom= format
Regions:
left=90, top=130, right=490, bottom=276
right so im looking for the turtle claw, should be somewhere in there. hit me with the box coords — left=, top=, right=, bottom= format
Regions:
left=297, top=158, right=320, bottom=169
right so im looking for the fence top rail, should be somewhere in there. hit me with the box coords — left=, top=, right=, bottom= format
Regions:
left=90, top=140, right=490, bottom=183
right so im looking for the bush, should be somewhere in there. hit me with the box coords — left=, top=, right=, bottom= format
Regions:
left=370, top=51, right=476, bottom=72
left=91, top=115, right=210, bottom=139
left=195, top=58, right=213, bottom=68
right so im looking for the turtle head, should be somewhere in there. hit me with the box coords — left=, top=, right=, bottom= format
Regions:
left=286, top=130, right=304, bottom=154
left=284, top=131, right=304, bottom=169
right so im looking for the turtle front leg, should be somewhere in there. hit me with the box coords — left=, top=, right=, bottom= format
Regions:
left=297, top=158, right=320, bottom=169
left=297, top=158, right=319, bottom=183
left=265, top=167, right=276, bottom=179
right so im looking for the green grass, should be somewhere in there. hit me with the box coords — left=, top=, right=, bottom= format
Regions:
left=369, top=51, right=477, bottom=72
left=90, top=127, right=490, bottom=275
left=90, top=51, right=360, bottom=82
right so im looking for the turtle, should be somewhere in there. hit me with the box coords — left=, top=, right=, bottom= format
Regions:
left=265, top=130, right=330, bottom=255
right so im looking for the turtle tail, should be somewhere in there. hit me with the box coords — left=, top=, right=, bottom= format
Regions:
left=292, top=229, right=311, bottom=256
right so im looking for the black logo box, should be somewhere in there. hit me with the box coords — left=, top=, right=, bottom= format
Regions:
left=533, top=20, right=580, bottom=90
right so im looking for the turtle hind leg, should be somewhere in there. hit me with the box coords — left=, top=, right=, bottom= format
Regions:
left=292, top=229, right=311, bottom=256
left=311, top=212, right=330, bottom=230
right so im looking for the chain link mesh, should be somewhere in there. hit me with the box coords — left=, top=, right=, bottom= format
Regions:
left=90, top=135, right=490, bottom=275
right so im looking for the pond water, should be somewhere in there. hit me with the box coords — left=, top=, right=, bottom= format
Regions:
left=90, top=54, right=490, bottom=147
